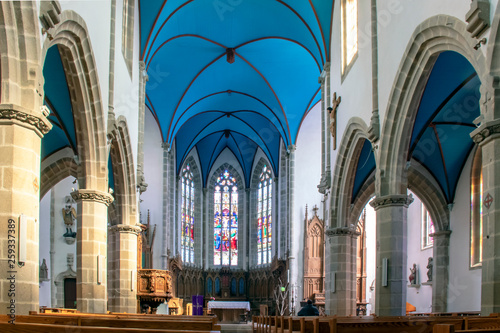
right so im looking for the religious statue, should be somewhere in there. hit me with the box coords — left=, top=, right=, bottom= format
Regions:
left=62, top=203, right=76, bottom=227
left=409, top=263, right=417, bottom=285
left=39, top=258, right=49, bottom=282
left=328, top=92, right=341, bottom=150
left=426, top=257, right=433, bottom=282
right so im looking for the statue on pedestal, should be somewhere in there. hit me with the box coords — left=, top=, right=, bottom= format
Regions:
left=409, top=263, right=417, bottom=285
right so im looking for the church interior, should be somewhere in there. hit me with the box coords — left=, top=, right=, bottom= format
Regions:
left=2, top=0, right=500, bottom=331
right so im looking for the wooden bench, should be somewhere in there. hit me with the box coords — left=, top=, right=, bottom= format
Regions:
left=0, top=321, right=220, bottom=333
left=10, top=314, right=220, bottom=331
left=434, top=323, right=500, bottom=333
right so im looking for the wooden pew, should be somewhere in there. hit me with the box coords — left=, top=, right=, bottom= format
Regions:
left=433, top=323, right=500, bottom=333
left=465, top=317, right=500, bottom=330
left=9, top=315, right=219, bottom=331
left=0, top=322, right=220, bottom=333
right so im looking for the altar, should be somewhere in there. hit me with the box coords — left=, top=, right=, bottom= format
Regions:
left=207, top=301, right=250, bottom=323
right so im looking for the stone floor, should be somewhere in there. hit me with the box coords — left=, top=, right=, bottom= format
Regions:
left=219, top=323, right=253, bottom=332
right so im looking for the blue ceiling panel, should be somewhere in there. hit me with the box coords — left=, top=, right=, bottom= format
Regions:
left=351, top=139, right=376, bottom=203
left=42, top=46, right=77, bottom=161
left=409, top=51, right=480, bottom=203
left=141, top=0, right=334, bottom=182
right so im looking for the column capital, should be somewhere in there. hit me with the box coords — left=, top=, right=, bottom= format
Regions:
left=471, top=119, right=500, bottom=144
left=108, top=224, right=142, bottom=235
left=325, top=227, right=360, bottom=238
left=369, top=194, right=414, bottom=210
left=162, top=142, right=170, bottom=151
left=0, top=104, right=52, bottom=136
left=287, top=144, right=296, bottom=153
left=71, top=189, right=114, bottom=206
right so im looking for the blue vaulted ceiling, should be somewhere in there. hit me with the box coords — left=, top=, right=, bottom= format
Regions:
left=409, top=51, right=480, bottom=204
left=140, top=0, right=333, bottom=185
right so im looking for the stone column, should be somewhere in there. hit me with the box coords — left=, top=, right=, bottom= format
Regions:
left=71, top=189, right=114, bottom=313
left=108, top=224, right=141, bottom=313
left=161, top=142, right=170, bottom=270
left=370, top=194, right=413, bottom=316
left=471, top=119, right=500, bottom=315
left=0, top=104, right=51, bottom=315
left=430, top=230, right=451, bottom=312
left=325, top=227, right=358, bottom=315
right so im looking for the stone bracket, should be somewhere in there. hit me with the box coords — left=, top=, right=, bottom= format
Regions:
left=466, top=0, right=490, bottom=39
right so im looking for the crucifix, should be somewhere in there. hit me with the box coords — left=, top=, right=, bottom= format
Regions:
left=328, top=92, right=341, bottom=150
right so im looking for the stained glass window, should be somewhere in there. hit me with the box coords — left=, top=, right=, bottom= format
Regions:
left=214, top=170, right=238, bottom=266
left=421, top=204, right=435, bottom=250
left=257, top=165, right=272, bottom=265
left=341, top=0, right=358, bottom=73
left=471, top=160, right=483, bottom=268
left=181, top=164, right=195, bottom=264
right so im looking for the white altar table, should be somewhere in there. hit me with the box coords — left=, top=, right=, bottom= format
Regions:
left=207, top=301, right=250, bottom=323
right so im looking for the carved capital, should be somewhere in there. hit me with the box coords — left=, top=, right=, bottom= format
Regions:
left=369, top=194, right=414, bottom=210
left=109, top=224, right=142, bottom=235
left=0, top=104, right=52, bottom=135
left=325, top=227, right=359, bottom=238
left=71, top=189, right=114, bottom=206
left=471, top=119, right=500, bottom=144
left=465, top=0, right=490, bottom=39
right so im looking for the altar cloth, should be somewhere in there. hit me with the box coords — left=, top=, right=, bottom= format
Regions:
left=207, top=301, right=250, bottom=311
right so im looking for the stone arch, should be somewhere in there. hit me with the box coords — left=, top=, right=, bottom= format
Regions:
left=348, top=175, right=375, bottom=227
left=54, top=255, right=77, bottom=308
left=330, top=117, right=371, bottom=228
left=378, top=15, right=489, bottom=197
left=0, top=1, right=42, bottom=110
left=41, top=10, right=107, bottom=191
left=407, top=159, right=450, bottom=232
left=40, top=156, right=79, bottom=199
left=109, top=116, right=137, bottom=226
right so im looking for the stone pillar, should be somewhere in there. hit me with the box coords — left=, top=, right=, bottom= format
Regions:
left=370, top=194, right=413, bottom=316
left=108, top=224, right=141, bottom=313
left=325, top=227, right=358, bottom=315
left=471, top=119, right=500, bottom=315
left=317, top=63, right=331, bottom=194
left=161, top=142, right=170, bottom=270
left=430, top=230, right=451, bottom=312
left=71, top=189, right=114, bottom=313
left=0, top=104, right=51, bottom=315
left=287, top=145, right=297, bottom=313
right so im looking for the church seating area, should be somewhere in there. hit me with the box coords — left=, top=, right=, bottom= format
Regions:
left=0, top=312, right=221, bottom=333
left=252, top=314, right=500, bottom=333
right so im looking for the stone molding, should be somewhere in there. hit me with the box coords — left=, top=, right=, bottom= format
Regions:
left=369, top=194, right=414, bottom=210
left=71, top=189, right=114, bottom=206
left=465, top=0, right=490, bottom=39
left=108, top=224, right=142, bottom=235
left=471, top=119, right=500, bottom=144
left=0, top=105, right=52, bottom=135
left=325, top=227, right=360, bottom=238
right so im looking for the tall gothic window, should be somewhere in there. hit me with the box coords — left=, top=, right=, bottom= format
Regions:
left=421, top=204, right=434, bottom=250
left=471, top=150, right=483, bottom=267
left=341, top=0, right=358, bottom=74
left=257, top=165, right=272, bottom=265
left=181, top=164, right=195, bottom=263
left=214, top=170, right=238, bottom=266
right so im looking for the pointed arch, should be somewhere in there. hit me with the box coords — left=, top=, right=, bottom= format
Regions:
left=330, top=117, right=372, bottom=228
left=42, top=10, right=107, bottom=191
left=378, top=15, right=489, bottom=198
left=108, top=116, right=138, bottom=226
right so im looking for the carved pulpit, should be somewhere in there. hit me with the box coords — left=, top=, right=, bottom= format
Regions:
left=302, top=205, right=325, bottom=313
left=137, top=211, right=172, bottom=313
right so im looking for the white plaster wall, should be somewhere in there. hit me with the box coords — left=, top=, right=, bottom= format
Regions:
left=141, top=109, right=164, bottom=269
left=39, top=190, right=52, bottom=307
left=448, top=154, right=481, bottom=312
left=406, top=192, right=433, bottom=313
left=364, top=200, right=377, bottom=316
left=292, top=102, right=322, bottom=314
